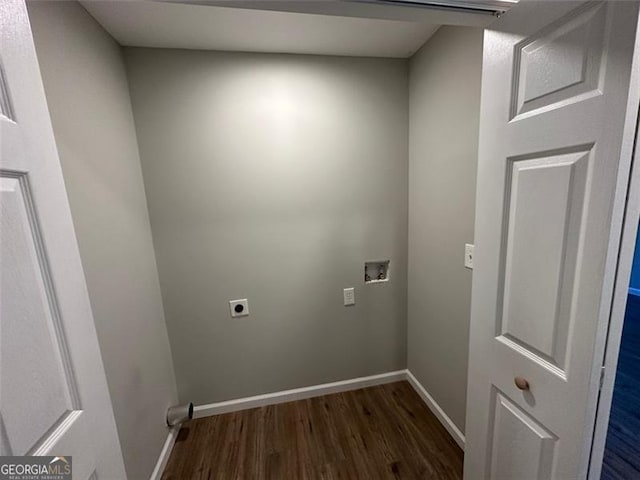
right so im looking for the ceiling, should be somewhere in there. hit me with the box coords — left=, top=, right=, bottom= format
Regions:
left=80, top=0, right=505, bottom=58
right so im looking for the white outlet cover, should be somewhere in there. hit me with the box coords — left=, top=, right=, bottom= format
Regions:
left=464, top=244, right=474, bottom=269
left=229, top=298, right=249, bottom=317
left=343, top=287, right=355, bottom=306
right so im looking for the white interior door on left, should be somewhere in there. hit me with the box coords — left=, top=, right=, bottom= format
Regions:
left=0, top=0, right=126, bottom=478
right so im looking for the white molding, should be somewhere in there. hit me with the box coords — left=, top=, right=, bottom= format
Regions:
left=193, top=370, right=407, bottom=418
left=191, top=369, right=465, bottom=455
left=149, top=427, right=179, bottom=480
left=406, top=370, right=465, bottom=450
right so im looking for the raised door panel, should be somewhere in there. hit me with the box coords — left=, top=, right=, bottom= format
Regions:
left=0, top=172, right=80, bottom=456
left=512, top=2, right=606, bottom=119
left=0, top=63, right=14, bottom=122
left=489, top=390, right=557, bottom=479
left=499, top=148, right=589, bottom=375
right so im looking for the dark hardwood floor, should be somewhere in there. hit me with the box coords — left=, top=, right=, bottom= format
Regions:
left=603, top=293, right=640, bottom=479
left=162, top=381, right=463, bottom=479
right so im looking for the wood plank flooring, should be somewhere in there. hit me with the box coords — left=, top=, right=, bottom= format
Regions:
left=602, top=293, right=640, bottom=479
left=161, top=381, right=463, bottom=479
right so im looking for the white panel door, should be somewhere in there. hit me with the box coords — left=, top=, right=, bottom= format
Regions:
left=0, top=1, right=126, bottom=478
left=465, top=1, right=639, bottom=479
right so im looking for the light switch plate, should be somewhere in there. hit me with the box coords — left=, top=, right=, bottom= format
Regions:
left=343, top=288, right=355, bottom=306
left=229, top=298, right=249, bottom=318
left=464, top=244, right=474, bottom=269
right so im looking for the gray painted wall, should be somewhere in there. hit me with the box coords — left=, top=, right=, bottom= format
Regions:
left=124, top=48, right=409, bottom=405
left=27, top=3, right=178, bottom=479
left=407, top=26, right=483, bottom=433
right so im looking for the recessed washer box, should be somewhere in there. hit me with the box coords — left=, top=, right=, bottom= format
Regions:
left=365, top=260, right=390, bottom=284
left=229, top=299, right=249, bottom=318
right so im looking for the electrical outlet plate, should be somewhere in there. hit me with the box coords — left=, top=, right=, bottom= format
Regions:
left=343, top=288, right=355, bottom=306
left=229, top=298, right=249, bottom=318
left=464, top=244, right=474, bottom=269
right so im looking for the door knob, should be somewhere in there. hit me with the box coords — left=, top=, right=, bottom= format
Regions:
left=514, top=376, right=530, bottom=391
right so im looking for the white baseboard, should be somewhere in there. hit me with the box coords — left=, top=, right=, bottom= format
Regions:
left=149, top=426, right=179, bottom=480
left=406, top=370, right=465, bottom=450
left=193, top=370, right=407, bottom=418
left=190, top=369, right=464, bottom=454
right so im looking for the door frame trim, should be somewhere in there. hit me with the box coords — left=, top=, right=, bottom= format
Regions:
left=587, top=11, right=640, bottom=479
